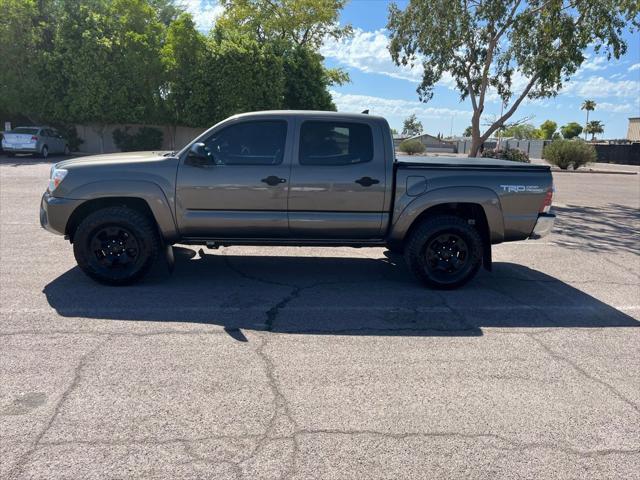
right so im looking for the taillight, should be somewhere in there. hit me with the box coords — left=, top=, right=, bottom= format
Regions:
left=539, top=186, right=553, bottom=213
left=31, top=136, right=38, bottom=142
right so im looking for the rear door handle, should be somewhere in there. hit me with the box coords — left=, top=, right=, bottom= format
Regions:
left=261, top=175, right=287, bottom=186
left=355, top=176, right=380, bottom=187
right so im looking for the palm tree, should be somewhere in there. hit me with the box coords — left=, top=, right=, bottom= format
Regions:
left=585, top=120, right=604, bottom=141
left=581, top=100, right=596, bottom=140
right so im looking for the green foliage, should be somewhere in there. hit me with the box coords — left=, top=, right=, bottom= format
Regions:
left=544, top=139, right=597, bottom=169
left=160, top=12, right=207, bottom=127
left=282, top=46, right=336, bottom=110
left=481, top=147, right=530, bottom=163
left=387, top=0, right=639, bottom=156
left=539, top=120, right=558, bottom=140
left=216, top=0, right=353, bottom=48
left=113, top=126, right=164, bottom=151
left=54, top=125, right=83, bottom=151
left=501, top=123, right=541, bottom=140
left=398, top=139, right=426, bottom=155
left=402, top=114, right=423, bottom=136
left=463, top=126, right=473, bottom=137
left=585, top=120, right=605, bottom=140
left=560, top=122, right=583, bottom=139
left=0, top=0, right=343, bottom=136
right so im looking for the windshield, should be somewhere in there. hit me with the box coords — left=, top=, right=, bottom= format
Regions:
left=11, top=127, right=39, bottom=135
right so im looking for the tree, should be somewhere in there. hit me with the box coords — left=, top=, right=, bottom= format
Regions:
left=402, top=114, right=423, bottom=136
left=539, top=120, right=558, bottom=140
left=0, top=0, right=59, bottom=122
left=585, top=120, right=604, bottom=141
left=581, top=100, right=596, bottom=140
left=160, top=12, right=207, bottom=140
left=217, top=0, right=353, bottom=48
left=54, top=0, right=165, bottom=151
left=501, top=123, right=540, bottom=139
left=463, top=126, right=473, bottom=137
left=388, top=0, right=640, bottom=157
left=390, top=127, right=399, bottom=135
left=560, top=122, right=583, bottom=139
left=282, top=45, right=336, bottom=110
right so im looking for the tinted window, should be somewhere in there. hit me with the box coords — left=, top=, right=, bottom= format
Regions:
left=203, top=121, right=287, bottom=166
left=299, top=121, right=373, bottom=166
left=12, top=127, right=39, bottom=135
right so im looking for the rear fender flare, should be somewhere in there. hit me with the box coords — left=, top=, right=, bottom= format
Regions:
left=389, top=186, right=505, bottom=244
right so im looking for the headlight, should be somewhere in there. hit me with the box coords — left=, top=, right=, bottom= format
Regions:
left=48, top=167, right=68, bottom=192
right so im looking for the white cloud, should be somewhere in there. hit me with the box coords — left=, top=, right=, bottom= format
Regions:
left=577, top=55, right=609, bottom=74
left=597, top=101, right=640, bottom=114
left=629, top=63, right=640, bottom=72
left=180, top=0, right=224, bottom=32
left=321, top=28, right=421, bottom=82
left=330, top=90, right=471, bottom=120
left=563, top=76, right=640, bottom=99
left=320, top=28, right=457, bottom=89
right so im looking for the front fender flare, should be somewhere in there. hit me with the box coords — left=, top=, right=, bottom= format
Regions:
left=389, top=186, right=505, bottom=244
left=65, top=180, right=178, bottom=242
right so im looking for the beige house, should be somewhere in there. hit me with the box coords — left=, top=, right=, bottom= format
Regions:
left=627, top=117, right=640, bottom=141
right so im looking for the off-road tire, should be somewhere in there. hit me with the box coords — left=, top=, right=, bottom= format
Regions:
left=73, top=206, right=160, bottom=285
left=404, top=215, right=483, bottom=290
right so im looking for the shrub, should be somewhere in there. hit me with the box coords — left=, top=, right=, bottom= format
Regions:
left=398, top=139, right=425, bottom=155
left=55, top=125, right=83, bottom=151
left=481, top=147, right=530, bottom=163
left=113, top=126, right=163, bottom=152
left=543, top=139, right=596, bottom=170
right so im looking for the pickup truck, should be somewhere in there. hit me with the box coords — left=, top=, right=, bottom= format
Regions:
left=40, top=111, right=555, bottom=289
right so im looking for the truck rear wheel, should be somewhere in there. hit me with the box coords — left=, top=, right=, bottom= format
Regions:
left=73, top=206, right=160, bottom=285
left=404, top=215, right=482, bottom=290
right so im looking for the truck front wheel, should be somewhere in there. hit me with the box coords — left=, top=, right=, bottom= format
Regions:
left=404, top=215, right=483, bottom=289
left=73, top=206, right=160, bottom=285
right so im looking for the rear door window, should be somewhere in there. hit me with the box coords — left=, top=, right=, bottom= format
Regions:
left=299, top=121, right=373, bottom=166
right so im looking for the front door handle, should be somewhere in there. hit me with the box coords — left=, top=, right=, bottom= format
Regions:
left=355, top=176, right=380, bottom=187
left=261, top=175, right=287, bottom=186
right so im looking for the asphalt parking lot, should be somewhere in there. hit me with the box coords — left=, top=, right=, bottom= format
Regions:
left=1, top=154, right=639, bottom=479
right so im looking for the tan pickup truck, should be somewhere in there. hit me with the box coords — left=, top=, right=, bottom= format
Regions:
left=40, top=111, right=554, bottom=289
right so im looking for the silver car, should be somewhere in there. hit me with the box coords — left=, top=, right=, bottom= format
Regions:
left=2, top=126, right=69, bottom=158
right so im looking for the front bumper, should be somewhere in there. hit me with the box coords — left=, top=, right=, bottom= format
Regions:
left=529, top=212, right=555, bottom=239
left=40, top=192, right=82, bottom=236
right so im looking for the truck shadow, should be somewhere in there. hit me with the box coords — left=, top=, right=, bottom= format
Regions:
left=42, top=248, right=639, bottom=338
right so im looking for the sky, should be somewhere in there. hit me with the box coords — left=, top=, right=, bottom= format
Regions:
left=185, top=0, right=640, bottom=138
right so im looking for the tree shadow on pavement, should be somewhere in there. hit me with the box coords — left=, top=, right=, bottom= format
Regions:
left=43, top=248, right=639, bottom=338
left=553, top=204, right=640, bottom=255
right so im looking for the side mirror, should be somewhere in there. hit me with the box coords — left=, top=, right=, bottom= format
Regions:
left=186, top=142, right=211, bottom=166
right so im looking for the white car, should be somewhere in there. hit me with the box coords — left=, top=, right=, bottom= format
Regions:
left=2, top=126, right=70, bottom=158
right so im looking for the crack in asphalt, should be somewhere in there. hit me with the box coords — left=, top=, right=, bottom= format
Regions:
left=27, top=429, right=640, bottom=459
left=527, top=333, right=640, bottom=415
left=236, top=334, right=300, bottom=479
left=6, top=337, right=109, bottom=480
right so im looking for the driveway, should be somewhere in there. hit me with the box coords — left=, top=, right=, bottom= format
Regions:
left=1, top=154, right=639, bottom=479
